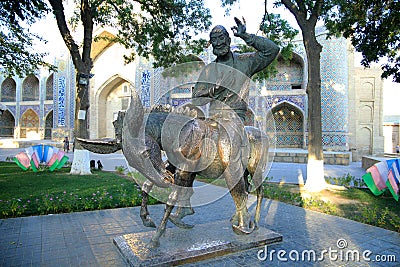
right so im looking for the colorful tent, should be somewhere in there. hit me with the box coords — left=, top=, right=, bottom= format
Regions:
left=13, top=145, right=69, bottom=172
left=363, top=159, right=400, bottom=201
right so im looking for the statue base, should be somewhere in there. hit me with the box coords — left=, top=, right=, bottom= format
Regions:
left=113, top=220, right=282, bottom=266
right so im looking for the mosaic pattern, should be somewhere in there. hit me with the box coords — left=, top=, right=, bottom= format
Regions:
left=44, top=111, right=53, bottom=139
left=44, top=105, right=53, bottom=117
left=268, top=95, right=306, bottom=111
left=272, top=103, right=303, bottom=147
left=20, top=109, right=39, bottom=127
left=141, top=70, right=151, bottom=107
left=1, top=77, right=16, bottom=102
left=20, top=105, right=40, bottom=117
left=69, top=67, right=76, bottom=129
left=22, top=75, right=39, bottom=101
left=267, top=59, right=303, bottom=88
left=46, top=74, right=54, bottom=100
left=0, top=110, right=15, bottom=137
left=318, top=35, right=349, bottom=149
left=57, top=76, right=67, bottom=126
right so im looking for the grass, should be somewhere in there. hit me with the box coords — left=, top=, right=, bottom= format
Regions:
left=0, top=162, right=157, bottom=218
left=198, top=175, right=400, bottom=233
left=1, top=161, right=399, bottom=233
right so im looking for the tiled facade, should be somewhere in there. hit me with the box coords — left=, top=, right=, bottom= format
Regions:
left=0, top=28, right=384, bottom=159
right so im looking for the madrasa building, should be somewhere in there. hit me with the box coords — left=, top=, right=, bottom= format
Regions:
left=0, top=27, right=384, bottom=163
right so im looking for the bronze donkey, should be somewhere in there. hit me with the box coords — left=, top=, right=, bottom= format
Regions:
left=78, top=90, right=271, bottom=248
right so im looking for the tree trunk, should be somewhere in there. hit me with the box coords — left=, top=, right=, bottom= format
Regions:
left=303, top=29, right=326, bottom=191
left=70, top=74, right=91, bottom=175
left=48, top=0, right=94, bottom=175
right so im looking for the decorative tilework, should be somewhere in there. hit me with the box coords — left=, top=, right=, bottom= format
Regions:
left=20, top=108, right=39, bottom=127
left=141, top=70, right=151, bottom=107
left=69, top=67, right=76, bottom=129
left=57, top=76, right=66, bottom=126
left=22, top=75, right=39, bottom=101
left=46, top=74, right=54, bottom=100
left=44, top=105, right=53, bottom=116
left=7, top=105, right=16, bottom=117
left=20, top=105, right=40, bottom=116
left=1, top=77, right=16, bottom=102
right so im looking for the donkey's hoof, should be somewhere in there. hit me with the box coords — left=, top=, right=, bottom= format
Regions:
left=168, top=215, right=194, bottom=229
left=142, top=218, right=157, bottom=228
left=146, top=239, right=160, bottom=248
left=232, top=221, right=255, bottom=235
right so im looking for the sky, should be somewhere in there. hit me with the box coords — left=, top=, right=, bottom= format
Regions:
left=30, top=0, right=400, bottom=116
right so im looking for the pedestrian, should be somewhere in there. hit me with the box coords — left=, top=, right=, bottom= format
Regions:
left=63, top=136, right=70, bottom=152
left=396, top=144, right=399, bottom=153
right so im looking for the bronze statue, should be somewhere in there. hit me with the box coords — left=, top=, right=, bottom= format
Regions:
left=78, top=17, right=279, bottom=248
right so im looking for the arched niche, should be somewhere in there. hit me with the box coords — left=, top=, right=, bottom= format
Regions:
left=1, top=77, right=16, bottom=102
left=270, top=101, right=304, bottom=148
left=96, top=75, right=132, bottom=138
left=46, top=74, right=54, bottom=100
left=0, top=110, right=15, bottom=137
left=22, top=75, right=40, bottom=101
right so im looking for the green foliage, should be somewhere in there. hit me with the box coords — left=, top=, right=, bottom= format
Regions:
left=0, top=162, right=156, bottom=218
left=0, top=0, right=57, bottom=77
left=114, top=165, right=127, bottom=174
left=325, top=173, right=365, bottom=188
left=234, top=11, right=299, bottom=82
left=262, top=182, right=400, bottom=232
left=325, top=0, right=400, bottom=82
left=69, top=0, right=212, bottom=69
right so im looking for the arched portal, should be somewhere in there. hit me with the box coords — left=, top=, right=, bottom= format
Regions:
left=46, top=74, right=54, bottom=100
left=0, top=110, right=15, bottom=137
left=22, top=75, right=40, bottom=101
left=271, top=102, right=304, bottom=148
left=1, top=77, right=16, bottom=102
left=45, top=111, right=53, bottom=139
left=20, top=109, right=39, bottom=138
left=97, top=75, right=132, bottom=138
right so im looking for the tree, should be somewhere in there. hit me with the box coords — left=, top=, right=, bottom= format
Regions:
left=0, top=0, right=56, bottom=77
left=325, top=0, right=400, bottom=82
left=47, top=0, right=211, bottom=174
left=222, top=0, right=328, bottom=191
left=221, top=0, right=399, bottom=191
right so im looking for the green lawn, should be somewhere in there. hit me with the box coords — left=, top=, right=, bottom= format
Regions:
left=1, top=161, right=399, bottom=233
left=0, top=162, right=156, bottom=218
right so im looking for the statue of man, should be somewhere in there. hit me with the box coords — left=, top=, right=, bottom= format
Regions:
left=192, top=17, right=280, bottom=122
left=187, top=18, right=280, bottom=232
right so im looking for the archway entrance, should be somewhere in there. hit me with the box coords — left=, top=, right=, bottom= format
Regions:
left=271, top=102, right=304, bottom=148
left=97, top=76, right=131, bottom=138
left=20, top=109, right=39, bottom=138
left=45, top=111, right=53, bottom=139
left=0, top=110, right=15, bottom=137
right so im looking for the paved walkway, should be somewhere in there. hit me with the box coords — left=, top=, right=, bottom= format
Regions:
left=0, top=147, right=399, bottom=266
left=1, top=188, right=399, bottom=266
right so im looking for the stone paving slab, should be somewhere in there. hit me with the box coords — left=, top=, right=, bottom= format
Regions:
left=0, top=183, right=399, bottom=266
left=114, top=220, right=282, bottom=266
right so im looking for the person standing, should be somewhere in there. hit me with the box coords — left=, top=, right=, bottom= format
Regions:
left=63, top=136, right=70, bottom=153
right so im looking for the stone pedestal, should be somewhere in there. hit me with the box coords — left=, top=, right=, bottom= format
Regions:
left=114, top=220, right=282, bottom=266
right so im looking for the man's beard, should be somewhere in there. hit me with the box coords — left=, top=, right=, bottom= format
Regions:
left=213, top=45, right=230, bottom=57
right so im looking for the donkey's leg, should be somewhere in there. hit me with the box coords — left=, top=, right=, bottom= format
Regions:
left=254, top=183, right=264, bottom=230
left=223, top=160, right=254, bottom=235
left=140, top=180, right=156, bottom=228
left=148, top=186, right=181, bottom=248
left=169, top=171, right=196, bottom=229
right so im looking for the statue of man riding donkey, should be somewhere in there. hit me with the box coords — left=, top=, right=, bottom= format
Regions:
left=78, top=17, right=279, bottom=248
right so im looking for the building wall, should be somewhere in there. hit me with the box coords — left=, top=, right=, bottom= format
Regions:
left=89, top=30, right=137, bottom=139
left=0, top=57, right=75, bottom=142
left=350, top=67, right=384, bottom=160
